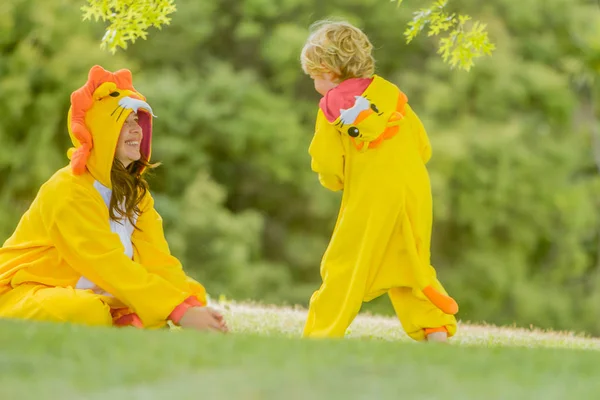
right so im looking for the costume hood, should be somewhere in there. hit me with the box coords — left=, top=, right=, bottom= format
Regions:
left=67, top=65, right=156, bottom=188
left=319, top=75, right=408, bottom=151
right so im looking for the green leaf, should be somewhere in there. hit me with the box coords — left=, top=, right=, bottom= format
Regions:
left=399, top=0, right=495, bottom=71
left=82, top=0, right=177, bottom=53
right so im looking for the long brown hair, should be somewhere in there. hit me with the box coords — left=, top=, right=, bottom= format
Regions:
left=109, top=158, right=159, bottom=227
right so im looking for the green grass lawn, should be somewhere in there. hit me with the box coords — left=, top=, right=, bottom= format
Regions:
left=0, top=302, right=597, bottom=399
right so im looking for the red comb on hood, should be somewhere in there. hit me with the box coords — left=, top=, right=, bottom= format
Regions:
left=319, top=77, right=373, bottom=123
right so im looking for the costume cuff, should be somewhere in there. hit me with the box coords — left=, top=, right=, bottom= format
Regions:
left=169, top=295, right=204, bottom=324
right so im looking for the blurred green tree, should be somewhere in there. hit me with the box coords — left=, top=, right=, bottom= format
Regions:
left=81, top=0, right=494, bottom=70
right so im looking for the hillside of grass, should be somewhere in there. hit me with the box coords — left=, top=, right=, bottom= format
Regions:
left=0, top=303, right=597, bottom=400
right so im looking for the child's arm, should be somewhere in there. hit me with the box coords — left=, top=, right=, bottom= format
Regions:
left=405, top=104, right=432, bottom=164
left=132, top=193, right=207, bottom=304
left=308, top=109, right=345, bottom=191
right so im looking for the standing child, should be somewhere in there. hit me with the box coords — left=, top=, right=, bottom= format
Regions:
left=300, top=20, right=458, bottom=342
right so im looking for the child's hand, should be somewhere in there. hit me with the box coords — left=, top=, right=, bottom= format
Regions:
left=179, top=306, right=229, bottom=333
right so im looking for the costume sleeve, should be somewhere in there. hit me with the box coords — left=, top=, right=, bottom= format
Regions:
left=308, top=109, right=345, bottom=191
left=405, top=104, right=432, bottom=164
left=43, top=185, right=192, bottom=327
left=132, top=193, right=207, bottom=304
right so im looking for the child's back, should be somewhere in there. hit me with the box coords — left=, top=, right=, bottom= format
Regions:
left=301, top=20, right=458, bottom=342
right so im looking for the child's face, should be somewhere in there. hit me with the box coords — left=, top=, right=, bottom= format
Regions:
left=115, top=112, right=143, bottom=168
left=310, top=72, right=338, bottom=96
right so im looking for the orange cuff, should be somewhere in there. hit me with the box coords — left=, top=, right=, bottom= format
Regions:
left=184, top=296, right=204, bottom=307
left=424, top=326, right=448, bottom=336
left=114, top=313, right=143, bottom=328
left=168, top=296, right=205, bottom=324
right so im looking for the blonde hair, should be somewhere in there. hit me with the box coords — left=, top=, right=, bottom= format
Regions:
left=300, top=20, right=375, bottom=81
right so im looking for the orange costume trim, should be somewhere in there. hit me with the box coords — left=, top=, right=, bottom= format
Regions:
left=70, top=68, right=137, bottom=175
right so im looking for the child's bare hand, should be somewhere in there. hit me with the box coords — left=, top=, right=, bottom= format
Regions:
left=179, top=306, right=228, bottom=333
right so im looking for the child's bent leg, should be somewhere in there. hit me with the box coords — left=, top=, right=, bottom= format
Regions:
left=303, top=183, right=404, bottom=339
left=303, top=272, right=365, bottom=338
left=388, top=284, right=457, bottom=342
left=0, top=284, right=113, bottom=327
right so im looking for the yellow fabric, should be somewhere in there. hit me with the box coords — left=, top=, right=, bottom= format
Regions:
left=0, top=66, right=206, bottom=328
left=388, top=286, right=457, bottom=341
left=68, top=80, right=139, bottom=188
left=132, top=193, right=208, bottom=305
left=309, top=109, right=345, bottom=191
left=303, top=75, right=457, bottom=340
left=0, top=284, right=113, bottom=327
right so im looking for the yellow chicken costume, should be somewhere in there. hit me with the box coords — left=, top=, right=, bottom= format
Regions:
left=0, top=65, right=206, bottom=328
left=303, top=75, right=458, bottom=341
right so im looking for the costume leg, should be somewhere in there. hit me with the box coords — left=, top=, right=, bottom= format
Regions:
left=303, top=265, right=369, bottom=338
left=303, top=191, right=403, bottom=338
left=0, top=284, right=113, bottom=327
left=388, top=281, right=457, bottom=342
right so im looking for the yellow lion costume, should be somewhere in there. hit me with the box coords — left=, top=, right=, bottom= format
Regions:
left=303, top=75, right=458, bottom=341
left=0, top=65, right=206, bottom=328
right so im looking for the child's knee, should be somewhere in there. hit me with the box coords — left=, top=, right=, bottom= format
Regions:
left=72, top=296, right=112, bottom=326
left=35, top=287, right=112, bottom=326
